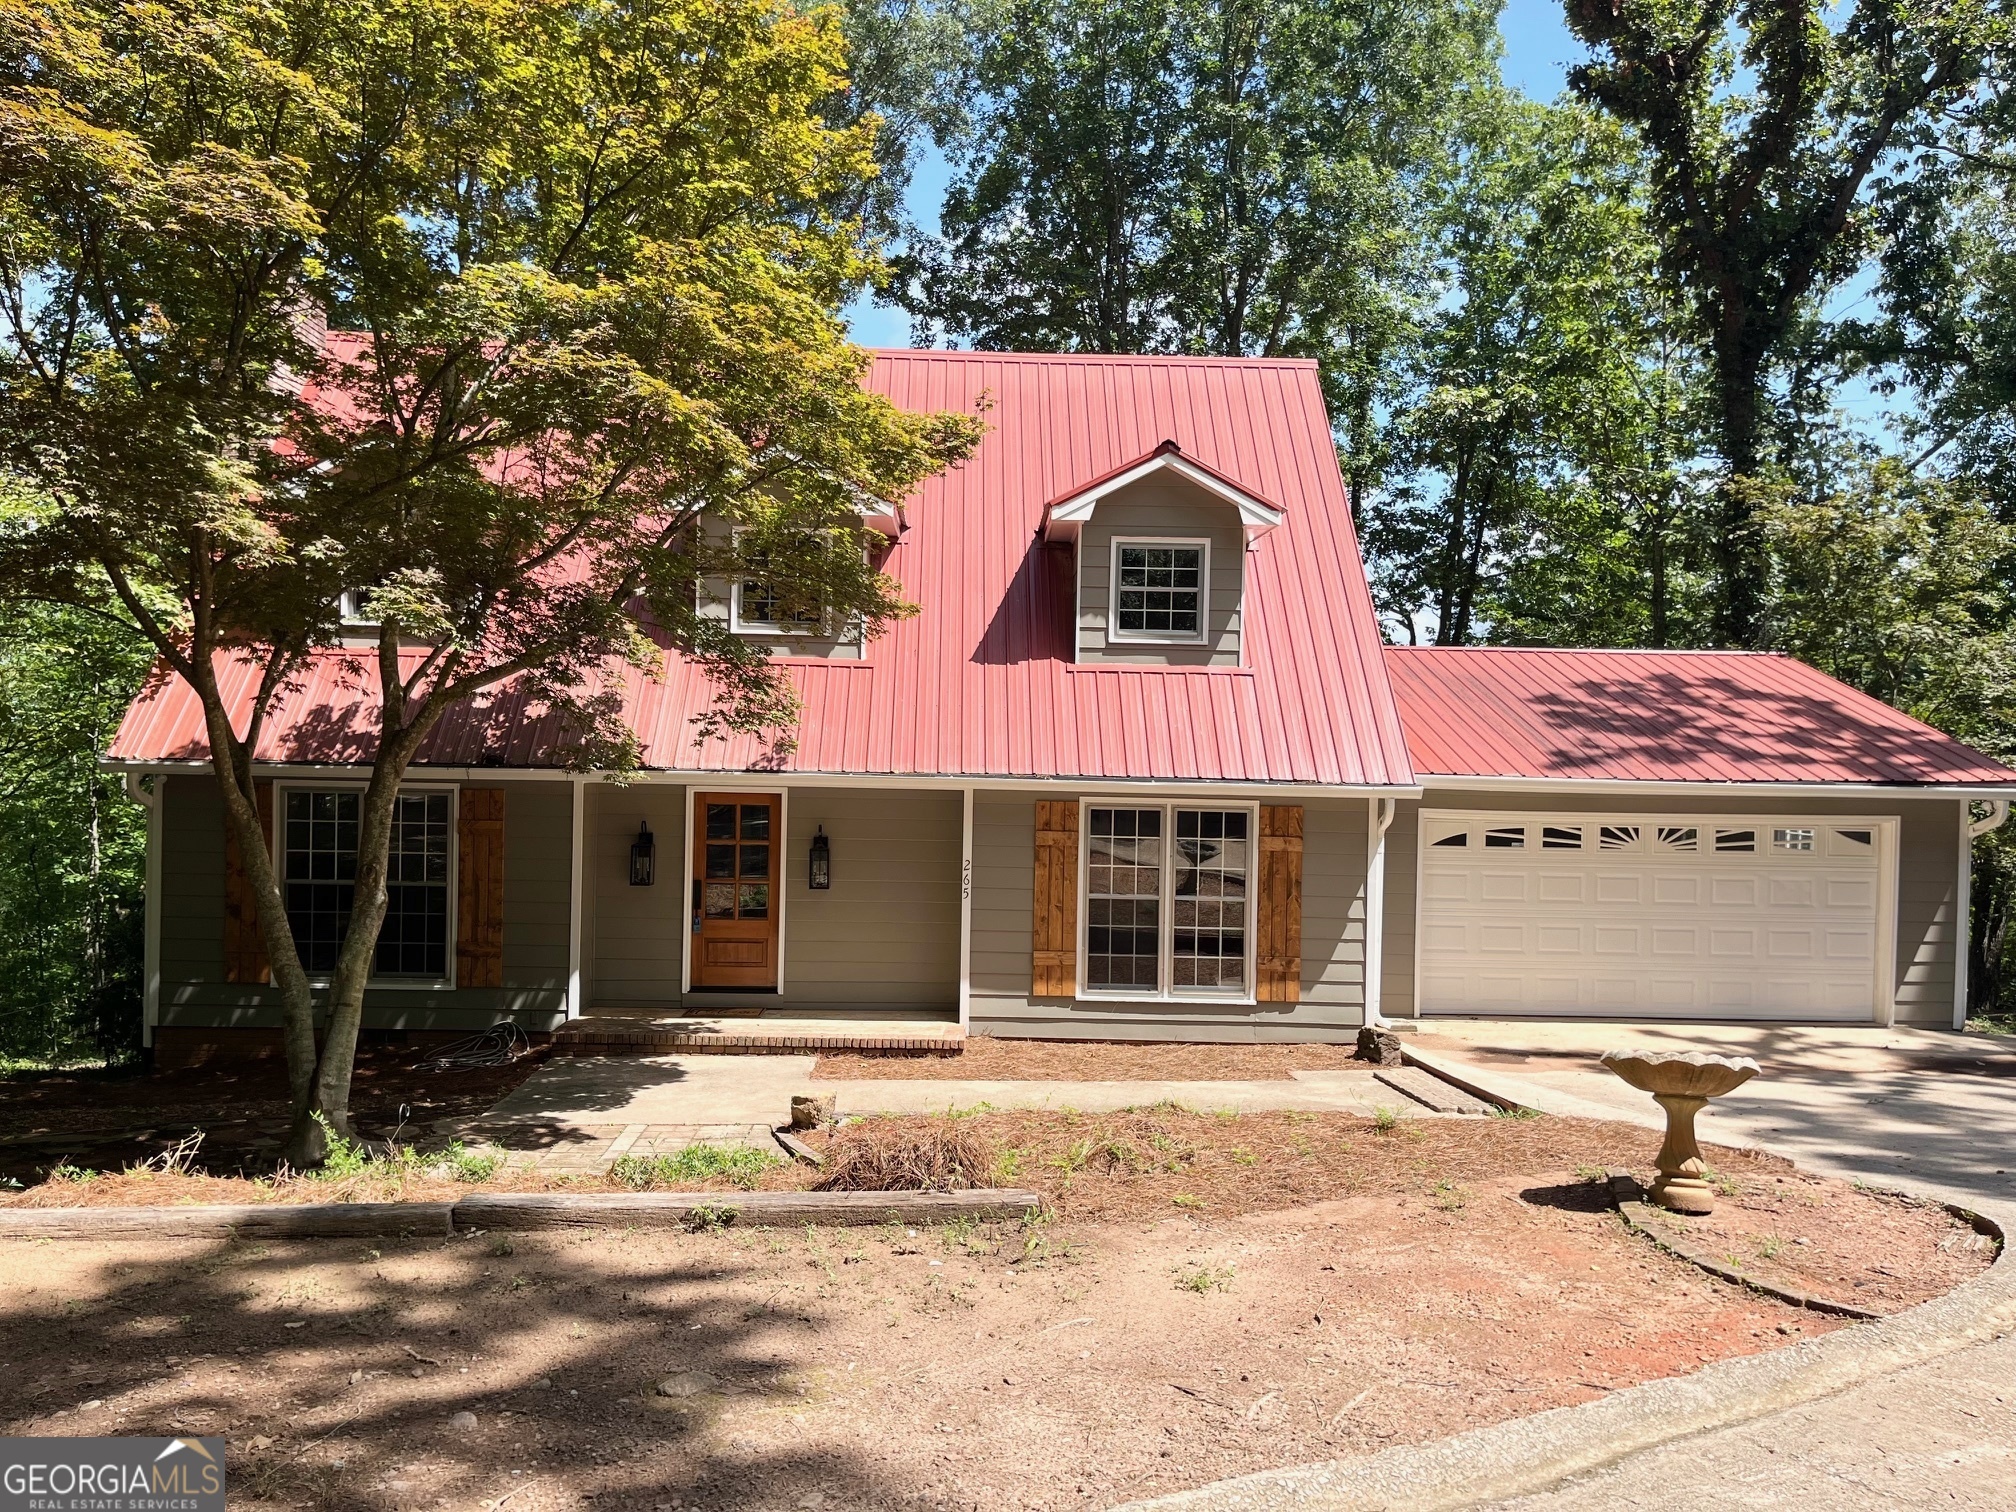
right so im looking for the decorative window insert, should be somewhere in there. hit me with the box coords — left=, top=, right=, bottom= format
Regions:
left=282, top=788, right=453, bottom=980
left=1773, top=827, right=1815, bottom=852
left=1541, top=825, right=1583, bottom=849
left=1484, top=826, right=1525, bottom=848
left=1110, top=539, right=1208, bottom=643
left=1656, top=826, right=1698, bottom=851
left=1598, top=825, right=1641, bottom=850
left=1430, top=831, right=1469, bottom=847
left=1835, top=828, right=1874, bottom=847
left=1084, top=803, right=1251, bottom=997
left=1714, top=828, right=1757, bottom=852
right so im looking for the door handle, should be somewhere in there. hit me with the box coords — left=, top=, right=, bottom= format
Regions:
left=691, top=878, right=702, bottom=935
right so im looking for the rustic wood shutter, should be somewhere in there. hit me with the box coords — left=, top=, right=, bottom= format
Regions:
left=456, top=787, right=507, bottom=988
left=222, top=780, right=275, bottom=984
left=1031, top=800, right=1079, bottom=998
left=1256, top=805, right=1304, bottom=1002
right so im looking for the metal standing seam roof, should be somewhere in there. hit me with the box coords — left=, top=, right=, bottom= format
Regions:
left=1384, top=645, right=2016, bottom=786
left=109, top=348, right=1419, bottom=787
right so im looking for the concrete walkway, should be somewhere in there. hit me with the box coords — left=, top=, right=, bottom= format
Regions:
left=460, top=1053, right=816, bottom=1171
left=1489, top=1329, right=2016, bottom=1510
left=1409, top=1019, right=2016, bottom=1209
left=827, top=1069, right=1403, bottom=1118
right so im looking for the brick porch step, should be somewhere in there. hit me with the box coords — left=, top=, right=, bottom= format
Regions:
left=552, top=1013, right=965, bottom=1058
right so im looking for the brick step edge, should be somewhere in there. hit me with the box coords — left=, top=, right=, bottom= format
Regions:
left=0, top=1188, right=1042, bottom=1239
left=1372, top=1065, right=1495, bottom=1115
left=552, top=1035, right=963, bottom=1057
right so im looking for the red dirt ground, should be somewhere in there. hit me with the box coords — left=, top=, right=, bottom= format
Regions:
left=0, top=1113, right=1993, bottom=1512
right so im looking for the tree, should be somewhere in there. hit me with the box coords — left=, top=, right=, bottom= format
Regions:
left=1367, top=94, right=1710, bottom=647
left=1564, top=0, right=2011, bottom=644
left=1757, top=462, right=2016, bottom=1019
left=0, top=0, right=979, bottom=1161
left=904, top=0, right=1496, bottom=495
left=0, top=582, right=152, bottom=1062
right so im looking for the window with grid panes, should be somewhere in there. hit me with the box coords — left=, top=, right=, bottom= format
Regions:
left=1112, top=542, right=1204, bottom=639
left=1084, top=804, right=1251, bottom=995
left=283, top=790, right=452, bottom=978
left=702, top=801, right=773, bottom=920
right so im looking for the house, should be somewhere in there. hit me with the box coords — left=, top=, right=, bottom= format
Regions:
left=105, top=349, right=2016, bottom=1064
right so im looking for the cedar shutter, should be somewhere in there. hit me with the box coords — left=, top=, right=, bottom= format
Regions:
left=1256, top=805, right=1304, bottom=1002
left=456, top=787, right=506, bottom=988
left=1031, top=800, right=1079, bottom=998
left=222, top=780, right=275, bottom=984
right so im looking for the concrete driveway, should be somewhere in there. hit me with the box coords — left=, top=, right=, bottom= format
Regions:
left=1406, top=1018, right=2016, bottom=1209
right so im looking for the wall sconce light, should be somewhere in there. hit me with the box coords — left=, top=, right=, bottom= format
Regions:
left=629, top=821, right=655, bottom=887
left=809, top=825, right=832, bottom=890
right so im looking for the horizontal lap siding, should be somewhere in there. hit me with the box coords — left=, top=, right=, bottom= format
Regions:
left=587, top=783, right=688, bottom=1008
left=970, top=792, right=1368, bottom=1042
left=157, top=773, right=571, bottom=1034
left=1078, top=487, right=1243, bottom=667
left=589, top=786, right=961, bottom=1011
left=1381, top=790, right=1961, bottom=1026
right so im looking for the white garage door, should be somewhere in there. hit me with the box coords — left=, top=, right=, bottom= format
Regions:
left=1418, top=815, right=1886, bottom=1021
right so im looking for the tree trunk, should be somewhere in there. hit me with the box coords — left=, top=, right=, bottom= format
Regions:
left=198, top=697, right=324, bottom=1165
left=1712, top=318, right=1767, bottom=646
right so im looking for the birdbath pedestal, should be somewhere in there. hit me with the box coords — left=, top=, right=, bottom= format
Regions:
left=1599, top=1050, right=1760, bottom=1214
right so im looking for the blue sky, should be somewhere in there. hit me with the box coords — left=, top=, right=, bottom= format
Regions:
left=843, top=0, right=1587, bottom=347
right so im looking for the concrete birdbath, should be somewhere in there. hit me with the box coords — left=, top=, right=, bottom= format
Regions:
left=1600, top=1050, right=1760, bottom=1215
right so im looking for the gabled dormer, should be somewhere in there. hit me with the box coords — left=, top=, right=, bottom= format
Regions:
left=1041, top=440, right=1285, bottom=667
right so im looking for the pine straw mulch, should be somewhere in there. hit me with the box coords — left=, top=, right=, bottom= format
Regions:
left=3, top=1106, right=1997, bottom=1314
left=811, top=1037, right=1372, bottom=1081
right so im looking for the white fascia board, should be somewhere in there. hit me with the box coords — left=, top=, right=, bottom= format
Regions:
left=1417, top=773, right=2016, bottom=799
left=105, top=756, right=1422, bottom=799
left=1044, top=453, right=1285, bottom=541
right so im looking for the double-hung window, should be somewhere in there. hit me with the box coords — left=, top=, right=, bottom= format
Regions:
left=1110, top=539, right=1208, bottom=643
left=1083, top=803, right=1253, bottom=997
left=282, top=788, right=454, bottom=981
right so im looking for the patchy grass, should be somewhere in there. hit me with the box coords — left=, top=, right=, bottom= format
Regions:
left=612, top=1145, right=781, bottom=1191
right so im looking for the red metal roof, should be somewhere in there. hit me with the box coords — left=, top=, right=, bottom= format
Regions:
left=110, top=349, right=1417, bottom=787
left=1385, top=646, right=2016, bottom=786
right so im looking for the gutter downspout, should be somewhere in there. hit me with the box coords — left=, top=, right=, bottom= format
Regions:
left=1363, top=796, right=1398, bottom=1029
left=124, top=772, right=162, bottom=1050
left=1956, top=800, right=2011, bottom=1030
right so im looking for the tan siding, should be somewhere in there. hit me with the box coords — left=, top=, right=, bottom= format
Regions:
left=1381, top=788, right=1962, bottom=1026
left=590, top=785, right=960, bottom=1010
left=1077, top=482, right=1243, bottom=666
left=157, top=774, right=571, bottom=1033
left=587, top=782, right=688, bottom=1007
left=970, top=792, right=1368, bottom=1042
left=773, top=789, right=960, bottom=1007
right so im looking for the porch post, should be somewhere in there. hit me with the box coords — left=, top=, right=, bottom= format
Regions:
left=1363, top=796, right=1395, bottom=1028
left=567, top=776, right=586, bottom=1020
left=958, top=785, right=974, bottom=1029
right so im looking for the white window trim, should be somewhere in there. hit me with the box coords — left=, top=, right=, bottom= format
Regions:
left=271, top=780, right=461, bottom=991
left=1075, top=797, right=1259, bottom=1005
left=724, top=526, right=865, bottom=640
left=1107, top=536, right=1212, bottom=646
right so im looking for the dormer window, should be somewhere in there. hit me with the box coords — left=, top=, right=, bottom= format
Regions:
left=1111, top=539, right=1208, bottom=644
left=732, top=571, right=822, bottom=635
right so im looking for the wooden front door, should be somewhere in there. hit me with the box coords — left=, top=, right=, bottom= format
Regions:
left=690, top=792, right=782, bottom=989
